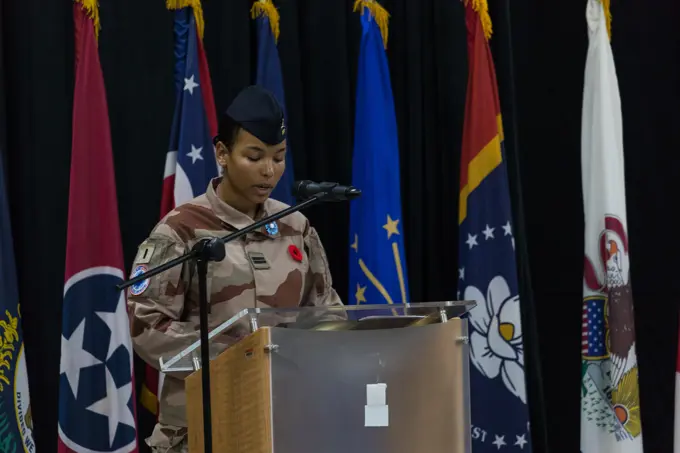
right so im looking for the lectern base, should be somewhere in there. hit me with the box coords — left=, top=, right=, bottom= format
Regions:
left=186, top=318, right=471, bottom=453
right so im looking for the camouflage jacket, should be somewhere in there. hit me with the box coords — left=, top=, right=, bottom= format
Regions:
left=126, top=177, right=343, bottom=429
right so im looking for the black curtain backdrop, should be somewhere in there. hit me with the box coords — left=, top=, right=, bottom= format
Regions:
left=1, top=0, right=678, bottom=452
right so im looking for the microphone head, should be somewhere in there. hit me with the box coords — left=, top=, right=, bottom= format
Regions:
left=292, top=180, right=361, bottom=201
left=345, top=187, right=362, bottom=199
left=292, top=180, right=314, bottom=197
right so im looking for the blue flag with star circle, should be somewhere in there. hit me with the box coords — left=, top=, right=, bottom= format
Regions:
left=348, top=7, right=409, bottom=314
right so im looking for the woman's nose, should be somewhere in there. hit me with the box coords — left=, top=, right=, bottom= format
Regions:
left=261, top=160, right=274, bottom=177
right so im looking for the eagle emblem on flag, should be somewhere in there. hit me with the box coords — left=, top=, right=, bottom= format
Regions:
left=581, top=214, right=641, bottom=442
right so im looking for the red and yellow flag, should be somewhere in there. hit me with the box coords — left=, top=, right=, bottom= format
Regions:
left=457, top=2, right=532, bottom=451
left=458, top=0, right=503, bottom=225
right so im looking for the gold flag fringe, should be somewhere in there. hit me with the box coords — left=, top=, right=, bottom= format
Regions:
left=167, top=0, right=205, bottom=40
left=464, top=0, right=492, bottom=40
left=75, top=0, right=101, bottom=41
left=601, top=0, right=612, bottom=40
left=353, top=0, right=389, bottom=49
left=251, top=0, right=281, bottom=43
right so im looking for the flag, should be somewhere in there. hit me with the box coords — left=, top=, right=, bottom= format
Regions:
left=456, top=2, right=532, bottom=451
left=163, top=4, right=219, bottom=210
left=0, top=89, right=36, bottom=453
left=58, top=2, right=138, bottom=453
left=252, top=0, right=295, bottom=205
left=138, top=0, right=219, bottom=420
left=580, top=1, right=643, bottom=451
left=348, top=0, right=409, bottom=316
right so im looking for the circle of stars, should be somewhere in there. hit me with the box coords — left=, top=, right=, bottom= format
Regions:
left=458, top=220, right=515, bottom=299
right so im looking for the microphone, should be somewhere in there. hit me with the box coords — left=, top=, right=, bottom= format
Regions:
left=293, top=180, right=361, bottom=201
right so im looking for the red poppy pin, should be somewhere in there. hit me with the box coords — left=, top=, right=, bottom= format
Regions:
left=288, top=244, right=303, bottom=262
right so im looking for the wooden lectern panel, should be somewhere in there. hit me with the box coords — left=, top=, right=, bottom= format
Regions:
left=186, top=327, right=273, bottom=453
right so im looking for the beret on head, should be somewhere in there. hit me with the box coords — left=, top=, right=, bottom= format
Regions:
left=217, top=85, right=286, bottom=146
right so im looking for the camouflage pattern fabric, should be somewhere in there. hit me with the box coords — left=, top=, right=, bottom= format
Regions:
left=127, top=177, right=343, bottom=450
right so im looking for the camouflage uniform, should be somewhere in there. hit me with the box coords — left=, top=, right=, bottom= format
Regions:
left=127, top=177, right=343, bottom=452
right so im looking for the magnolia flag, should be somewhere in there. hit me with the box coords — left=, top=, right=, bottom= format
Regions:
left=457, top=2, right=532, bottom=450
left=580, top=1, right=643, bottom=452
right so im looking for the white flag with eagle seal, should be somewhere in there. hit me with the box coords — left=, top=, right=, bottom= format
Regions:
left=580, top=1, right=643, bottom=452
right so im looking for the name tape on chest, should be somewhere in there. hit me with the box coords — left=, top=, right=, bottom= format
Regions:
left=247, top=251, right=271, bottom=270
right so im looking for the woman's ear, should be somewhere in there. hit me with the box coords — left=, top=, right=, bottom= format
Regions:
left=215, top=141, right=229, bottom=167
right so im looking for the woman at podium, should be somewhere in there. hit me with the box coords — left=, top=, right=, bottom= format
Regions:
left=126, top=85, right=344, bottom=453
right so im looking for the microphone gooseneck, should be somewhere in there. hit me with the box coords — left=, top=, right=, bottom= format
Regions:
left=293, top=180, right=362, bottom=201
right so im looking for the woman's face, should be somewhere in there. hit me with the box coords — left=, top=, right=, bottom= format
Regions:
left=216, top=127, right=286, bottom=206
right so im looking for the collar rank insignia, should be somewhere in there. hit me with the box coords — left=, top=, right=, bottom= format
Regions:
left=247, top=251, right=270, bottom=270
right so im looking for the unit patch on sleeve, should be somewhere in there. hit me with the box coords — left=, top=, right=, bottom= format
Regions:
left=128, top=264, right=150, bottom=296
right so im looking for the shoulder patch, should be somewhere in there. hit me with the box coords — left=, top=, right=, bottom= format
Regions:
left=128, top=264, right=150, bottom=296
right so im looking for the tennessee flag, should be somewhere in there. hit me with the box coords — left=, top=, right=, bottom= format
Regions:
left=139, top=0, right=219, bottom=421
left=580, top=1, right=643, bottom=452
left=457, top=1, right=532, bottom=451
left=58, top=2, right=138, bottom=452
left=348, top=0, right=410, bottom=316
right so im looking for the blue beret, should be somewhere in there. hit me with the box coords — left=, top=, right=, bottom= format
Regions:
left=220, top=85, right=286, bottom=145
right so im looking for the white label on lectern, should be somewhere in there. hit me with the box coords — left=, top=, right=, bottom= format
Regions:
left=365, top=383, right=388, bottom=427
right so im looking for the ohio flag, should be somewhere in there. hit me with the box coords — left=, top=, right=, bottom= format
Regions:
left=58, top=3, right=138, bottom=452
left=140, top=1, right=219, bottom=419
left=161, top=4, right=219, bottom=212
left=580, top=1, right=643, bottom=452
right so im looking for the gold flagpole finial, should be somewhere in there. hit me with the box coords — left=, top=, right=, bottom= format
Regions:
left=601, top=0, right=612, bottom=40
left=353, top=0, right=390, bottom=49
left=166, top=0, right=205, bottom=40
left=464, top=0, right=493, bottom=40
left=251, top=0, right=281, bottom=43
left=74, top=0, right=101, bottom=41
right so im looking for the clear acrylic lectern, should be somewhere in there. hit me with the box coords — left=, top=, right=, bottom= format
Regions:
left=160, top=301, right=476, bottom=453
